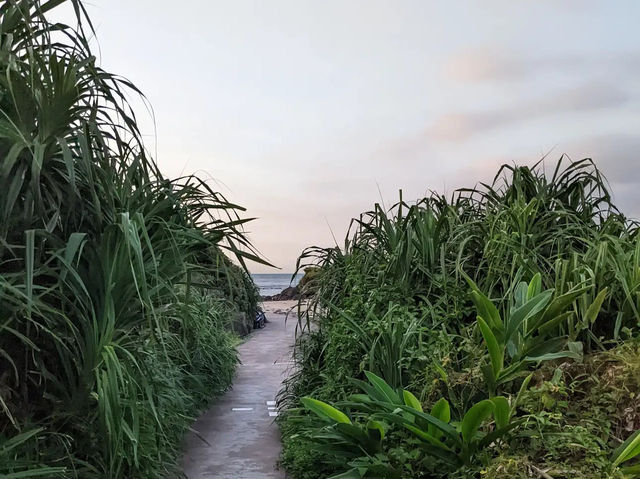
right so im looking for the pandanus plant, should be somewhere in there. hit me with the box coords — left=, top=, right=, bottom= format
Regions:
left=0, top=1, right=266, bottom=476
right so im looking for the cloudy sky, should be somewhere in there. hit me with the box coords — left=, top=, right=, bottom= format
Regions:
left=75, top=1, right=639, bottom=272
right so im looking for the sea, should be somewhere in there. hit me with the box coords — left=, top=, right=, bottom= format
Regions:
left=251, top=273, right=303, bottom=297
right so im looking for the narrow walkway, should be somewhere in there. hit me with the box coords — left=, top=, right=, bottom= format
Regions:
left=182, top=309, right=295, bottom=478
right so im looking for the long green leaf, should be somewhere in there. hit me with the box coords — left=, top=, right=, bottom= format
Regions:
left=461, top=400, right=494, bottom=445
left=489, top=396, right=510, bottom=429
left=613, top=429, right=640, bottom=467
left=364, top=371, right=401, bottom=404
left=584, top=287, right=608, bottom=324
left=478, top=317, right=503, bottom=380
left=301, top=397, right=352, bottom=424
left=428, top=398, right=451, bottom=440
left=403, top=390, right=423, bottom=412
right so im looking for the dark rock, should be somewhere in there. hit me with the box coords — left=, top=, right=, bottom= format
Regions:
left=262, top=285, right=299, bottom=301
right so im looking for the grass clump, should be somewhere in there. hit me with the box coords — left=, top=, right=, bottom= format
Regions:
left=278, top=158, right=640, bottom=478
left=0, top=1, right=263, bottom=477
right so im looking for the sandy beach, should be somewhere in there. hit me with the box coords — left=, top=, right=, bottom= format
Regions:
left=261, top=299, right=305, bottom=319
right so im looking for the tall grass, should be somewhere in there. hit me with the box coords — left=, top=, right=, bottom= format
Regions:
left=295, top=158, right=637, bottom=338
left=0, top=1, right=263, bottom=477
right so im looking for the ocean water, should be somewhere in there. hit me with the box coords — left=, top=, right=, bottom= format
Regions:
left=251, top=273, right=303, bottom=297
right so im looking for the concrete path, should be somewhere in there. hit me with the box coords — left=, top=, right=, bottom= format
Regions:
left=182, top=308, right=295, bottom=478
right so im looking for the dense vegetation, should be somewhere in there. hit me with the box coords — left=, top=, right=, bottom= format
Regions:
left=0, top=1, right=261, bottom=477
left=278, top=159, right=640, bottom=478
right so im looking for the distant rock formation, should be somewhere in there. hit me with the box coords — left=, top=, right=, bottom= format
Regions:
left=262, top=267, right=320, bottom=301
left=262, top=285, right=299, bottom=301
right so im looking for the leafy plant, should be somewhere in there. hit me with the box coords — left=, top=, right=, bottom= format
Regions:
left=0, top=1, right=265, bottom=477
left=352, top=372, right=516, bottom=467
left=279, top=158, right=638, bottom=479
left=468, top=273, right=606, bottom=394
left=299, top=395, right=398, bottom=478
left=330, top=303, right=422, bottom=388
left=300, top=372, right=518, bottom=477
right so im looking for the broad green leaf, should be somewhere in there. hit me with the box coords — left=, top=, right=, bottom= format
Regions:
left=391, top=405, right=460, bottom=444
left=366, top=419, right=386, bottom=441
left=514, top=281, right=528, bottom=308
left=478, top=317, right=503, bottom=379
left=461, top=400, right=494, bottom=445
left=527, top=273, right=542, bottom=300
left=429, top=398, right=451, bottom=440
left=335, top=423, right=370, bottom=445
left=404, top=423, right=451, bottom=451
left=416, top=442, right=460, bottom=466
left=364, top=371, right=400, bottom=404
left=523, top=337, right=567, bottom=358
left=524, top=338, right=582, bottom=363
left=403, top=390, right=423, bottom=412
left=537, top=285, right=589, bottom=327
left=495, top=361, right=529, bottom=385
left=514, top=373, right=533, bottom=412
left=568, top=341, right=584, bottom=357
left=478, top=418, right=525, bottom=448
left=301, top=397, right=351, bottom=424
left=490, top=396, right=510, bottom=429
left=524, top=350, right=581, bottom=362
left=380, top=409, right=458, bottom=451
left=506, top=290, right=553, bottom=341
left=470, top=290, right=503, bottom=331
left=536, top=311, right=573, bottom=335
left=350, top=378, right=390, bottom=403
left=584, top=288, right=608, bottom=324
left=349, top=394, right=373, bottom=404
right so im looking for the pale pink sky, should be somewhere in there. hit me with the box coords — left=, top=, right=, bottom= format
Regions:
left=65, top=1, right=640, bottom=272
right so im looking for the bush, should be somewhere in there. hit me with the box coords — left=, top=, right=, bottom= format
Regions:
left=0, top=2, right=263, bottom=477
left=279, top=158, right=640, bottom=478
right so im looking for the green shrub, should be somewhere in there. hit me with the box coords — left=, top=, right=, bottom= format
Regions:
left=0, top=1, right=263, bottom=477
left=293, top=371, right=517, bottom=478
left=280, top=158, right=640, bottom=478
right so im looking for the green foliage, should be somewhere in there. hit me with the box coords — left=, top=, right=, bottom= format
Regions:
left=0, top=1, right=263, bottom=477
left=279, top=158, right=640, bottom=478
left=296, top=372, right=517, bottom=477
left=500, top=342, right=640, bottom=478
left=468, top=273, right=605, bottom=394
left=298, top=266, right=321, bottom=297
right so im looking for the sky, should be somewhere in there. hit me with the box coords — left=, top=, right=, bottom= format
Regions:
left=65, top=1, right=640, bottom=272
